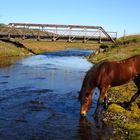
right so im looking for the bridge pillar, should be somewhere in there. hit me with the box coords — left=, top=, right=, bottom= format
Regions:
left=67, top=38, right=72, bottom=42
left=37, top=35, right=41, bottom=41
left=8, top=32, right=11, bottom=40
left=52, top=37, right=56, bottom=41
left=22, top=34, right=25, bottom=40
left=99, top=30, right=102, bottom=43
left=83, top=39, right=87, bottom=43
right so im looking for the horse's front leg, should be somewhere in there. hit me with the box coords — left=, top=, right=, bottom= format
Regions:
left=99, top=86, right=109, bottom=107
left=104, top=96, right=108, bottom=109
left=93, top=86, right=108, bottom=116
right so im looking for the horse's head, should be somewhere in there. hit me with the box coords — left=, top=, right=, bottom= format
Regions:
left=79, top=87, right=93, bottom=117
left=79, top=66, right=97, bottom=117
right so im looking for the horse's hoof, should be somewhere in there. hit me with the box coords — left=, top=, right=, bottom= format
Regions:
left=92, top=113, right=98, bottom=119
left=104, top=105, right=108, bottom=110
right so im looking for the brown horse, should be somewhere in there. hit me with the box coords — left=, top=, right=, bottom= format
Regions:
left=79, top=55, right=140, bottom=117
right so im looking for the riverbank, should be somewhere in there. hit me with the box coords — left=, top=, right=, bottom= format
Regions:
left=88, top=34, right=140, bottom=63
left=0, top=40, right=31, bottom=67
left=0, top=39, right=99, bottom=67
left=89, top=34, right=140, bottom=139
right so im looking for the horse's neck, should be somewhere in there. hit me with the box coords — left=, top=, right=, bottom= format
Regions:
left=83, top=70, right=95, bottom=93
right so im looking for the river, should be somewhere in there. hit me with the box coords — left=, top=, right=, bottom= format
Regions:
left=0, top=49, right=112, bottom=140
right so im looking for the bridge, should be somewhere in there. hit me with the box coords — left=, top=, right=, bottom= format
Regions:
left=0, top=23, right=117, bottom=43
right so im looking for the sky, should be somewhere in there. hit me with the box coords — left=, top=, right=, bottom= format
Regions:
left=0, top=0, right=140, bottom=37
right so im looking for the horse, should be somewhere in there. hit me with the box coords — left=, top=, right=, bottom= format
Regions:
left=79, top=55, right=140, bottom=117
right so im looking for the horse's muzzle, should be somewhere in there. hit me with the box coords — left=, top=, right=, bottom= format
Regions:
left=80, top=111, right=87, bottom=117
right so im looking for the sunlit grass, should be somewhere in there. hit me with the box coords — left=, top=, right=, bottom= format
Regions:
left=19, top=39, right=100, bottom=53
left=89, top=35, right=140, bottom=63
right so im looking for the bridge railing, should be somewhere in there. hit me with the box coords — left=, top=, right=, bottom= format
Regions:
left=0, top=23, right=117, bottom=43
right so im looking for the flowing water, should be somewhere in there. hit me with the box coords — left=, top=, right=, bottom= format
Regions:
left=0, top=49, right=112, bottom=140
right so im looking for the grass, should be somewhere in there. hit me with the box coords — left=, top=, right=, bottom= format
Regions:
left=0, top=40, right=30, bottom=57
left=0, top=40, right=30, bottom=66
left=19, top=39, right=99, bottom=54
left=88, top=34, right=140, bottom=63
left=88, top=34, right=140, bottom=139
left=0, top=39, right=100, bottom=67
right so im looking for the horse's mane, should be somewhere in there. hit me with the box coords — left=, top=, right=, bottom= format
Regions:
left=93, top=59, right=108, bottom=68
left=118, top=55, right=140, bottom=63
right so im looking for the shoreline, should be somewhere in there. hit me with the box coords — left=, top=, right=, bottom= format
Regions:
left=0, top=39, right=99, bottom=67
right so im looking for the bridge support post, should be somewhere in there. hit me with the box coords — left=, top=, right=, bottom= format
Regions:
left=83, top=28, right=87, bottom=43
left=67, top=27, right=72, bottom=42
left=67, top=38, right=72, bottom=42
left=22, top=25, right=25, bottom=40
left=83, top=39, right=87, bottom=43
left=98, top=30, right=102, bottom=43
left=22, top=34, right=25, bottom=40
left=52, top=33, right=56, bottom=41
left=37, top=27, right=41, bottom=41
left=52, top=27, right=57, bottom=41
left=8, top=33, right=11, bottom=40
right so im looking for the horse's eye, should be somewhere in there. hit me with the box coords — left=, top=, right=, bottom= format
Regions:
left=85, top=93, right=89, bottom=98
left=85, top=98, right=88, bottom=104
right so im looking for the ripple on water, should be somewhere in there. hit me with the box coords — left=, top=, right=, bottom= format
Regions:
left=0, top=49, right=114, bottom=140
left=0, top=82, right=8, bottom=85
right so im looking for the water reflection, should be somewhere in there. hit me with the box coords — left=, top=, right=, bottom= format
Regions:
left=78, top=117, right=112, bottom=140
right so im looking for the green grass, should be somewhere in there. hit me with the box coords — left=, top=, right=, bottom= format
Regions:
left=89, top=34, right=140, bottom=63
left=117, top=34, right=140, bottom=45
left=88, top=34, right=140, bottom=139
left=0, top=41, right=30, bottom=57
left=0, top=39, right=100, bottom=67
left=0, top=40, right=30, bottom=67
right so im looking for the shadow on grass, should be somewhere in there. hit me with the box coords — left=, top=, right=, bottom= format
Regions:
left=0, top=38, right=37, bottom=55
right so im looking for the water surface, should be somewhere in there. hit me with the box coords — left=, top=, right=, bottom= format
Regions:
left=0, top=49, right=112, bottom=140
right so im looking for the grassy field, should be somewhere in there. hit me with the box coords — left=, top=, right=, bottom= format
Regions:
left=0, top=39, right=100, bottom=67
left=19, top=39, right=99, bottom=53
left=88, top=34, right=140, bottom=139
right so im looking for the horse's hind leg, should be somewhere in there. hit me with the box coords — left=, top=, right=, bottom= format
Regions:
left=129, top=75, right=140, bottom=105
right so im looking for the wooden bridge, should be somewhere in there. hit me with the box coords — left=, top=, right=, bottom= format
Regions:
left=0, top=23, right=117, bottom=43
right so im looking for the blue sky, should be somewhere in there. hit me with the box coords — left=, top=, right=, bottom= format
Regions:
left=0, top=0, right=140, bottom=37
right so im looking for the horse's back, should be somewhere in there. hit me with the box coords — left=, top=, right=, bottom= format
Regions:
left=86, top=55, right=140, bottom=87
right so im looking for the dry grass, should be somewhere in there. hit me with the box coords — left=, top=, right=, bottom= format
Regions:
left=0, top=39, right=100, bottom=66
left=19, top=40, right=99, bottom=54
